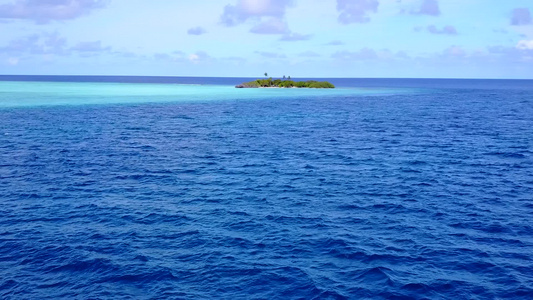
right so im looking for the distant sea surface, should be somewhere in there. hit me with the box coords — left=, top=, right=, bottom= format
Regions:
left=0, top=76, right=532, bottom=299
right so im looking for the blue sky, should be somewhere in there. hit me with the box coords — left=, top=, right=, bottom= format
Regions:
left=1, top=0, right=533, bottom=78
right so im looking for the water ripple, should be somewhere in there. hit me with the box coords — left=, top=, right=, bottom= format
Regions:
left=1, top=81, right=532, bottom=299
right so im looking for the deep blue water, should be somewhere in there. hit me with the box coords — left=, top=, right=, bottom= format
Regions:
left=0, top=76, right=532, bottom=299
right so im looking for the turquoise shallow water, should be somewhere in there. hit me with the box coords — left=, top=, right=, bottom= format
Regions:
left=0, top=77, right=532, bottom=299
left=0, top=81, right=415, bottom=108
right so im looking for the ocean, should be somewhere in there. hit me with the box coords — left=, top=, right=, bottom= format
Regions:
left=0, top=76, right=532, bottom=299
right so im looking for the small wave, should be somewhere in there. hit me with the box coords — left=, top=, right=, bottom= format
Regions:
left=449, top=221, right=512, bottom=234
left=355, top=267, right=395, bottom=286
left=45, top=258, right=118, bottom=274
left=371, top=203, right=410, bottom=213
left=0, top=279, right=18, bottom=291
left=406, top=160, right=428, bottom=165
left=484, top=152, right=526, bottom=158
left=97, top=268, right=179, bottom=284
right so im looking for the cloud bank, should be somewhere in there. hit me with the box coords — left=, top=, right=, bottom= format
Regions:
left=412, top=0, right=440, bottom=16
left=0, top=0, right=108, bottom=23
left=0, top=33, right=67, bottom=55
left=220, top=0, right=293, bottom=26
left=336, top=0, right=379, bottom=24
left=0, top=33, right=111, bottom=57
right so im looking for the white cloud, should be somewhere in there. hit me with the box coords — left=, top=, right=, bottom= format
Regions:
left=7, top=57, right=19, bottom=65
left=189, top=54, right=200, bottom=62
left=71, top=41, right=111, bottom=52
left=188, top=51, right=210, bottom=63
left=280, top=32, right=311, bottom=41
left=443, top=45, right=466, bottom=57
left=250, top=17, right=288, bottom=34
left=517, top=40, right=533, bottom=50
left=241, top=0, right=275, bottom=15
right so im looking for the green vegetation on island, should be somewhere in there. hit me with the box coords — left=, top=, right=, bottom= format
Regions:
left=236, top=76, right=335, bottom=89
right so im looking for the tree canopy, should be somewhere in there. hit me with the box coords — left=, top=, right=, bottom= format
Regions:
left=236, top=78, right=335, bottom=88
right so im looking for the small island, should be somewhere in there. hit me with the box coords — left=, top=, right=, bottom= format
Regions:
left=236, top=75, right=335, bottom=89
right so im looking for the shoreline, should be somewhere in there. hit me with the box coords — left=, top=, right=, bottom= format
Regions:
left=236, top=79, right=335, bottom=89
left=235, top=85, right=301, bottom=89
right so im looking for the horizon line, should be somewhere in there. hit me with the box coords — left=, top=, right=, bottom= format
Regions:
left=1, top=74, right=532, bottom=81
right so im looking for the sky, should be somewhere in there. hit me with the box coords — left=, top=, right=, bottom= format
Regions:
left=1, top=0, right=533, bottom=79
